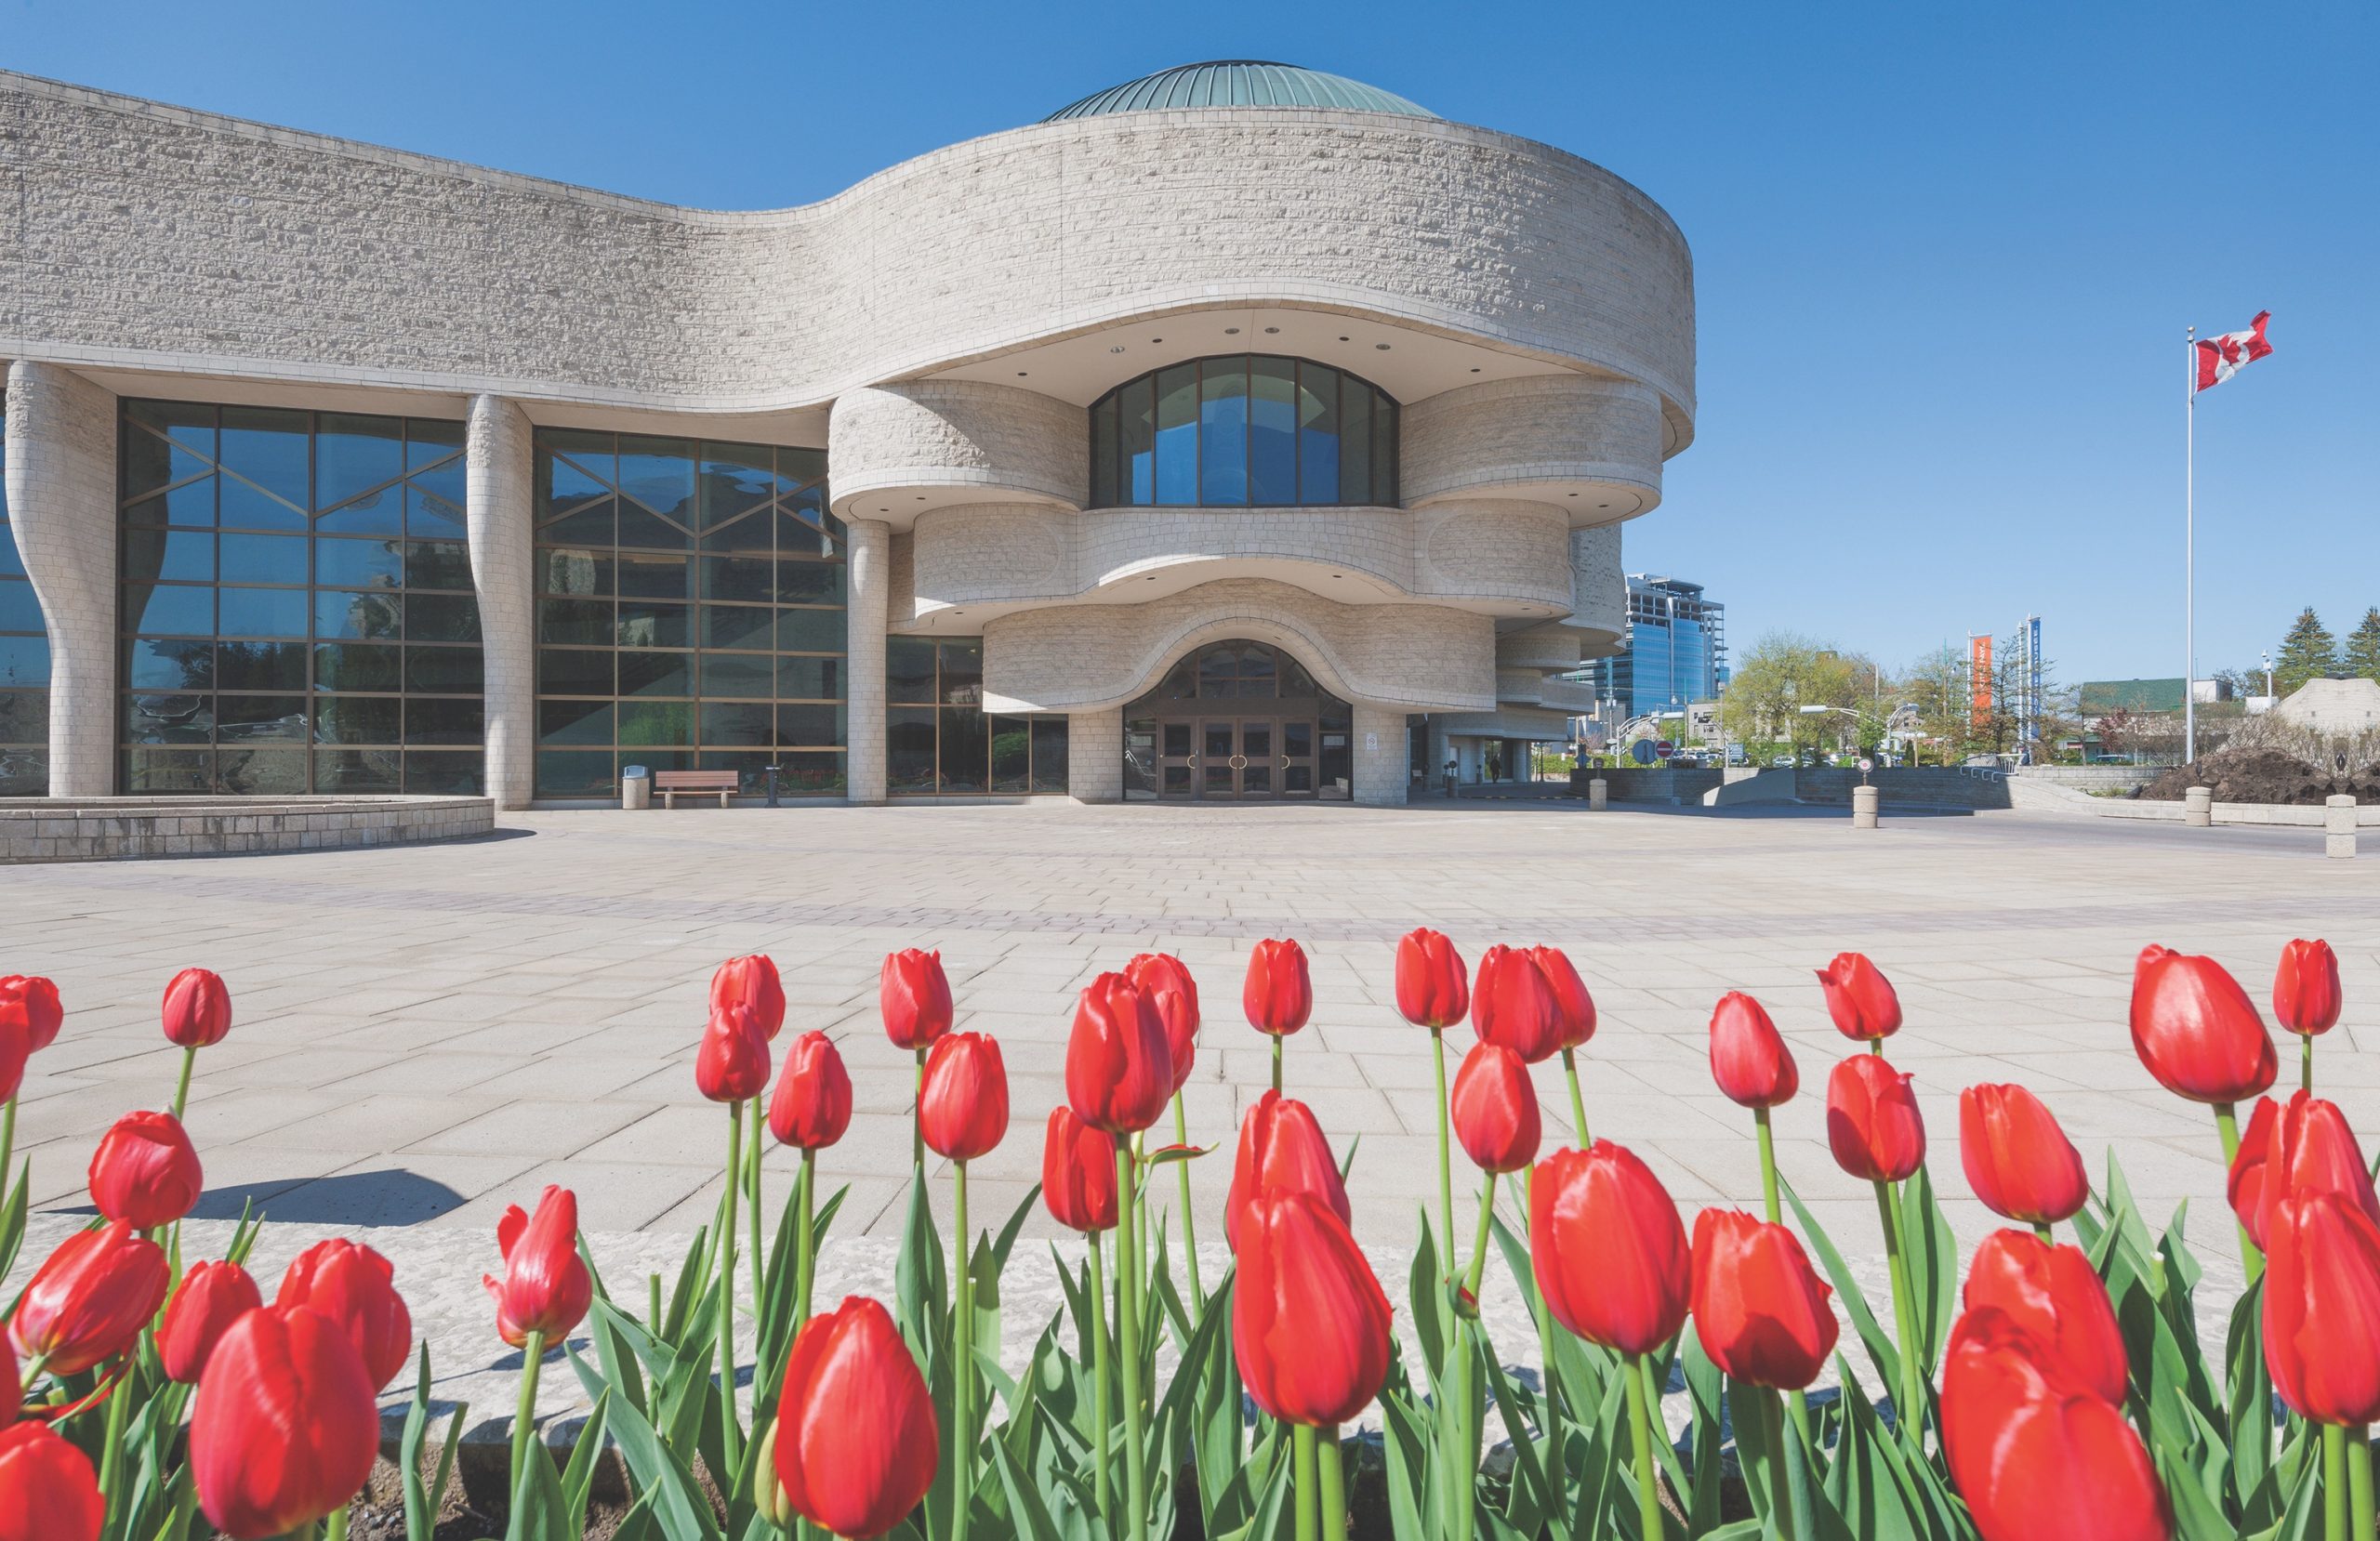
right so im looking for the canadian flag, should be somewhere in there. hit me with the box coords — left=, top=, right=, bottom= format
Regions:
left=2195, top=310, right=2274, bottom=391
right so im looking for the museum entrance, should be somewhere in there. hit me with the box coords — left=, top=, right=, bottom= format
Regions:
left=1125, top=641, right=1353, bottom=802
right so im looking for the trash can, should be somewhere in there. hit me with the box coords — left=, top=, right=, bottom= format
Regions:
left=621, top=764, right=651, bottom=810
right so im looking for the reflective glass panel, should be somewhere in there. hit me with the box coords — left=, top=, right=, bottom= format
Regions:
left=1199, top=361, right=1248, bottom=505
left=1250, top=359, right=1298, bottom=504
left=1155, top=365, right=1198, bottom=505
left=1298, top=364, right=1340, bottom=504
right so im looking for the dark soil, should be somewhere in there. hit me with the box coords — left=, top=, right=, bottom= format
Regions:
left=2137, top=748, right=2368, bottom=805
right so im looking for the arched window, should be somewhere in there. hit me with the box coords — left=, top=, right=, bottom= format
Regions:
left=1088, top=356, right=1397, bottom=509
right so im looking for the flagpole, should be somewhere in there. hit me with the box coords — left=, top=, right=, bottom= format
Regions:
left=2185, top=325, right=2196, bottom=765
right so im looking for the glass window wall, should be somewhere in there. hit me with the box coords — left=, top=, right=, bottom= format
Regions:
left=1088, top=357, right=1395, bottom=509
left=885, top=636, right=1068, bottom=795
left=115, top=401, right=483, bottom=794
left=0, top=401, right=48, bottom=795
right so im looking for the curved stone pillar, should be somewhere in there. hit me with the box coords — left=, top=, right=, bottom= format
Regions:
left=1067, top=708, right=1122, bottom=804
left=845, top=519, right=892, bottom=804
left=465, top=395, right=534, bottom=809
left=4, top=362, right=117, bottom=797
left=1352, top=704, right=1410, bottom=807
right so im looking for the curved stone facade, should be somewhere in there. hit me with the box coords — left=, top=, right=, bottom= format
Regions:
left=1401, top=375, right=1667, bottom=515
left=828, top=381, right=1086, bottom=520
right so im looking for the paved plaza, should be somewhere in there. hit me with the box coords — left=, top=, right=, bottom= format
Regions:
left=7, top=800, right=2373, bottom=1433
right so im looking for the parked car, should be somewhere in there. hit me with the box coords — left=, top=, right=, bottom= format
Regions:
left=1769, top=755, right=1795, bottom=768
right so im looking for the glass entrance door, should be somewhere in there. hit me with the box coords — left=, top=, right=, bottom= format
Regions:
left=1152, top=712, right=1321, bottom=799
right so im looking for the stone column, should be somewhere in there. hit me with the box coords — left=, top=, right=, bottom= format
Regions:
left=2327, top=795, right=2358, bottom=860
left=1067, top=708, right=1122, bottom=803
left=2185, top=785, right=2213, bottom=827
left=465, top=396, right=535, bottom=810
left=844, top=519, right=891, bottom=804
left=1352, top=705, right=1409, bottom=807
left=1852, top=784, right=1879, bottom=829
left=4, top=362, right=118, bottom=797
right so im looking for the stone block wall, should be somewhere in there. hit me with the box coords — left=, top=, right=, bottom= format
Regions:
left=0, top=796, right=494, bottom=863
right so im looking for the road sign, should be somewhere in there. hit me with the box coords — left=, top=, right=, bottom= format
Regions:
left=1654, top=740, right=1676, bottom=760
left=1629, top=739, right=1659, bottom=765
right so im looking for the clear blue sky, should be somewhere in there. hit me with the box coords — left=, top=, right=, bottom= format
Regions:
left=11, top=1, right=2373, bottom=684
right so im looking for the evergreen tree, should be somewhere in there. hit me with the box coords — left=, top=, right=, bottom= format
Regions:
left=2272, top=607, right=2339, bottom=695
left=2345, top=608, right=2380, bottom=684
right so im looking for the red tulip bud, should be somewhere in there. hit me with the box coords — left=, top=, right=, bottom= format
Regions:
left=190, top=1306, right=379, bottom=1540
left=157, top=1258, right=263, bottom=1385
left=2230, top=1089, right=2378, bottom=1253
left=1394, top=928, right=1468, bottom=1031
left=1530, top=1141, right=1690, bottom=1356
left=774, top=1297, right=939, bottom=1540
left=695, top=1003, right=772, bottom=1103
left=483, top=1185, right=592, bottom=1348
left=1689, top=1208, right=1838, bottom=1390
left=2272, top=938, right=2342, bottom=1036
left=879, top=949, right=952, bottom=1051
left=7, top=1219, right=168, bottom=1375
left=161, top=967, right=231, bottom=1049
left=1450, top=1042, right=1540, bottom=1174
left=1242, top=939, right=1313, bottom=1038
left=919, top=1033, right=1008, bottom=1162
left=1472, top=945, right=1563, bottom=1064
left=2263, top=1192, right=2380, bottom=1428
left=1816, top=951, right=1900, bottom=1042
left=0, top=1029, right=23, bottom=1105
left=1826, top=1053, right=1925, bottom=1184
left=0, top=976, right=61, bottom=1053
left=1065, top=973, right=1173, bottom=1135
left=1529, top=946, right=1595, bottom=1050
left=2129, top=944, right=2276, bottom=1103
left=1707, top=992, right=1798, bottom=1109
left=1959, top=1084, right=2087, bottom=1226
left=86, top=1109, right=204, bottom=1230
left=1125, top=952, right=1201, bottom=1091
left=768, top=1031, right=853, bottom=1150
left=1233, top=1191, right=1393, bottom=1428
left=1962, top=1230, right=2128, bottom=1404
left=1041, top=1106, right=1119, bottom=1234
left=275, top=1238, right=412, bottom=1392
left=710, top=954, right=787, bottom=1040
left=1226, top=1088, right=1350, bottom=1250
left=0, top=1423, right=103, bottom=1541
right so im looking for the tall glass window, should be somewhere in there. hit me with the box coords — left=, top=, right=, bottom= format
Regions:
left=885, top=636, right=1068, bottom=796
left=115, top=402, right=483, bottom=795
left=533, top=431, right=845, bottom=799
left=0, top=400, right=48, bottom=795
left=1088, top=357, right=1396, bottom=509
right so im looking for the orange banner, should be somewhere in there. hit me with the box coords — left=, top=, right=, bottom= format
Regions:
left=1970, top=635, right=1994, bottom=729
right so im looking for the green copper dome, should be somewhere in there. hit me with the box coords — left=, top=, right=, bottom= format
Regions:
left=1044, top=61, right=1434, bottom=123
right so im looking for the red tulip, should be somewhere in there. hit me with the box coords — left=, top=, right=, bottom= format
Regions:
left=7, top=1220, right=168, bottom=1375
left=2129, top=944, right=2276, bottom=1104
left=710, top=954, right=787, bottom=1040
left=483, top=1185, right=592, bottom=1348
left=2229, top=1089, right=2379, bottom=1251
left=1530, top=1141, right=1690, bottom=1356
left=0, top=1342, right=12, bottom=1430
left=1942, top=1308, right=2171, bottom=1541
left=1961, top=1229, right=2127, bottom=1404
left=0, top=976, right=60, bottom=1053
left=1233, top=1190, right=1393, bottom=1428
left=768, top=1031, right=853, bottom=1150
left=1450, top=1042, right=1540, bottom=1174
left=1226, top=1089, right=1351, bottom=1250
left=1530, top=946, right=1596, bottom=1050
left=1689, top=1208, right=1838, bottom=1390
left=695, top=1003, right=772, bottom=1103
left=1394, top=928, right=1469, bottom=1030
left=2272, top=938, right=2341, bottom=1036
left=190, top=1305, right=379, bottom=1540
left=1707, top=992, right=1798, bottom=1109
left=2263, top=1191, right=2380, bottom=1427
left=161, top=966, right=231, bottom=1048
left=86, top=1109, right=203, bottom=1230
left=1472, top=945, right=1564, bottom=1064
left=0, top=1031, right=22, bottom=1105
left=1826, top=1054, right=1925, bottom=1184
left=275, top=1239, right=411, bottom=1391
left=1816, top=952, right=1901, bottom=1042
left=879, top=949, right=953, bottom=1051
left=2226, top=1095, right=2280, bottom=1245
left=1242, top=939, right=1313, bottom=1037
left=158, top=1258, right=262, bottom=1385
left=774, top=1297, right=938, bottom=1540
left=919, top=1032, right=1007, bottom=1162
left=0, top=1422, right=102, bottom=1541
left=1041, top=1107, right=1119, bottom=1233
left=1959, top=1084, right=2088, bottom=1226
left=1064, top=974, right=1173, bottom=1135
left=1125, top=952, right=1201, bottom=1092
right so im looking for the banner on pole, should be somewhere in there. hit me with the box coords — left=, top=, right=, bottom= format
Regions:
left=1970, top=634, right=1994, bottom=730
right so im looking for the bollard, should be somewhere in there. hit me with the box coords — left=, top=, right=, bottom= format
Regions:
left=2185, top=785, right=2213, bottom=828
left=1852, top=784, right=1879, bottom=829
left=2328, top=795, right=2358, bottom=860
left=1588, top=777, right=1607, bottom=811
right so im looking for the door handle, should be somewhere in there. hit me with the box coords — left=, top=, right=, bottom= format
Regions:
left=1279, top=756, right=1290, bottom=769
left=1228, top=754, right=1247, bottom=770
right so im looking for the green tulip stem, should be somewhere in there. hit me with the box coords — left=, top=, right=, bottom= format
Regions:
left=1292, top=1423, right=1320, bottom=1541
left=509, top=1327, right=547, bottom=1511
left=0, top=1094, right=15, bottom=1198
left=1087, top=1228, right=1113, bottom=1521
left=2303, top=1033, right=2316, bottom=1094
left=1560, top=1047, right=1591, bottom=1147
left=953, top=1159, right=974, bottom=1541
left=1753, top=1107, right=1780, bottom=1224
left=2214, top=1101, right=2266, bottom=1283
left=650, top=1272, right=664, bottom=1331
left=1768, top=1386, right=1805, bottom=1541
left=748, top=1094, right=766, bottom=1319
left=1624, top=1350, right=1663, bottom=1541
left=1316, top=1425, right=1347, bottom=1540
left=170, top=1045, right=196, bottom=1123
left=912, top=1047, right=927, bottom=1169
left=1868, top=1039, right=1883, bottom=1056
left=794, top=1149, right=816, bottom=1329
left=2324, top=1423, right=2348, bottom=1541
left=97, top=1361, right=135, bottom=1520
left=1272, top=1034, right=1284, bottom=1095
left=2349, top=1425, right=2375, bottom=1541
left=1432, top=1030, right=1456, bottom=1270
left=719, top=1104, right=743, bottom=1481
left=1171, top=1092, right=1205, bottom=1312
left=2032, top=1220, right=2053, bottom=1245
left=1873, top=1179, right=1924, bottom=1444
left=324, top=1508, right=350, bottom=1541
left=1115, top=1145, right=1149, bottom=1541
left=1463, top=1171, right=1499, bottom=1302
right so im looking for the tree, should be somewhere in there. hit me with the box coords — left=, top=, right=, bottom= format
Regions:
left=2345, top=608, right=2380, bottom=684
left=1715, top=632, right=1859, bottom=758
left=2272, top=607, right=2338, bottom=695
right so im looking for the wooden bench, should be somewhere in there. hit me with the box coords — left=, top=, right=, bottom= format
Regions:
left=653, top=770, right=738, bottom=809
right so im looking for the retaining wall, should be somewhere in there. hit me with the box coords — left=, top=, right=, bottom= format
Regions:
left=0, top=796, right=495, bottom=862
